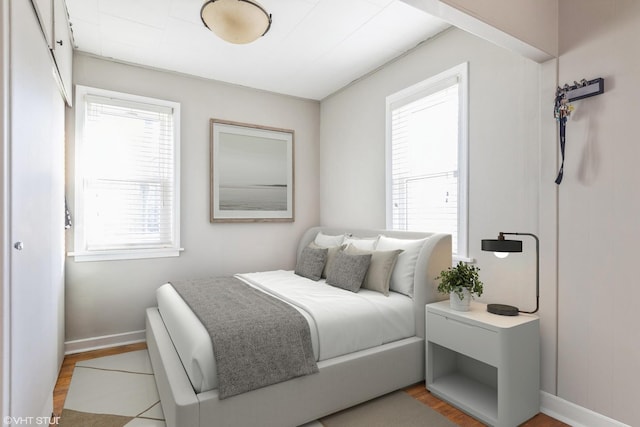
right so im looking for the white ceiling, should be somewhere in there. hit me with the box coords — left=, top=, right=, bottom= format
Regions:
left=65, top=0, right=449, bottom=100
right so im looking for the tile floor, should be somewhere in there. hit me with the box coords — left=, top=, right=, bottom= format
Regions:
left=64, top=350, right=165, bottom=426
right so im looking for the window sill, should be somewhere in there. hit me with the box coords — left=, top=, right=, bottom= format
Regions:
left=68, top=247, right=184, bottom=262
left=453, top=255, right=475, bottom=264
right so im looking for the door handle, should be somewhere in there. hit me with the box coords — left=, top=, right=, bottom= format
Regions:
left=13, top=241, right=23, bottom=251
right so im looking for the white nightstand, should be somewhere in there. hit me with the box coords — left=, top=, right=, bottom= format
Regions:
left=425, top=301, right=540, bottom=427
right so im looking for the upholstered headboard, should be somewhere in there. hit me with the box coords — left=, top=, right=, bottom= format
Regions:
left=297, top=227, right=452, bottom=339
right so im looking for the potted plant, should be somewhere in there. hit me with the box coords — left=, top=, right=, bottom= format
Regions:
left=436, top=261, right=483, bottom=311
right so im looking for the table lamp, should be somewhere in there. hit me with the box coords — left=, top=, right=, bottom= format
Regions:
left=481, top=232, right=539, bottom=316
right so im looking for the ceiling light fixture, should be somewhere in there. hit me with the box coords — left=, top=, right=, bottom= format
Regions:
left=201, top=0, right=272, bottom=45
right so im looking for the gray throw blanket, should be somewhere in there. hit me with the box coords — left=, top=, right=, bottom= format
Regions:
left=170, top=276, right=318, bottom=399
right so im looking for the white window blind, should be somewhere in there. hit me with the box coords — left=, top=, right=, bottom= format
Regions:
left=73, top=86, right=181, bottom=261
left=386, top=64, right=468, bottom=259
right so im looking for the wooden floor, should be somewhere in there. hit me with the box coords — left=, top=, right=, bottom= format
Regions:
left=404, top=383, right=570, bottom=427
left=53, top=343, right=570, bottom=427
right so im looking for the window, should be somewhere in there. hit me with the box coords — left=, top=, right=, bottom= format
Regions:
left=72, top=86, right=181, bottom=261
left=386, top=63, right=468, bottom=260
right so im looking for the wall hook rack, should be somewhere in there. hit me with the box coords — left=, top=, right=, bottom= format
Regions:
left=553, top=77, right=604, bottom=185
left=558, top=77, right=604, bottom=102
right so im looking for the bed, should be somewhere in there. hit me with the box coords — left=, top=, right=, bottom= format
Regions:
left=146, top=226, right=451, bottom=427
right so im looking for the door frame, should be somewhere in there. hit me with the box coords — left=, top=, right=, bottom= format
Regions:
left=0, top=0, right=11, bottom=423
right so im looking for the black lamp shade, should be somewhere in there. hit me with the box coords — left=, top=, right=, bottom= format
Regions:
left=481, top=239, right=522, bottom=253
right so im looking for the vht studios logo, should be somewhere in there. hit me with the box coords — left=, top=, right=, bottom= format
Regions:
left=4, top=416, right=60, bottom=425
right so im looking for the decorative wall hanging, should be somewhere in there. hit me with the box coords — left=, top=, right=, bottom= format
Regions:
left=210, top=119, right=295, bottom=223
left=554, top=77, right=604, bottom=184
left=65, top=198, right=72, bottom=229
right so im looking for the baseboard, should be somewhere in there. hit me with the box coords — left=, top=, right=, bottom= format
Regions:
left=540, top=391, right=631, bottom=427
left=64, top=330, right=146, bottom=355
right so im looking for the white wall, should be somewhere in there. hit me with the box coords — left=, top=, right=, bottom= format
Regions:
left=556, top=1, right=640, bottom=425
left=420, top=2, right=640, bottom=425
left=320, top=27, right=555, bottom=387
left=65, top=54, right=320, bottom=344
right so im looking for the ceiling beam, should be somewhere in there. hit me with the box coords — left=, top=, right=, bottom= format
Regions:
left=402, top=0, right=557, bottom=63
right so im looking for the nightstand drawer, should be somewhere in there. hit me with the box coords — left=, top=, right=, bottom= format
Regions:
left=426, top=311, right=498, bottom=366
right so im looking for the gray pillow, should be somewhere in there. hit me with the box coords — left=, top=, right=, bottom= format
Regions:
left=295, top=246, right=328, bottom=281
left=326, top=251, right=372, bottom=292
left=345, top=245, right=403, bottom=296
left=309, top=242, right=346, bottom=278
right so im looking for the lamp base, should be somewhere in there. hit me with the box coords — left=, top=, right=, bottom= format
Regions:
left=487, top=303, right=519, bottom=316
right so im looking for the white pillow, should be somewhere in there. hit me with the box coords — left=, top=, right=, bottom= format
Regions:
left=343, top=236, right=379, bottom=251
left=375, top=235, right=428, bottom=297
left=314, top=232, right=345, bottom=247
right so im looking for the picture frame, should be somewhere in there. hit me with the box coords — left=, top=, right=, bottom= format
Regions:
left=210, top=119, right=295, bottom=222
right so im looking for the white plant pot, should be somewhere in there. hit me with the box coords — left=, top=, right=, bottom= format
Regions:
left=449, top=289, right=471, bottom=311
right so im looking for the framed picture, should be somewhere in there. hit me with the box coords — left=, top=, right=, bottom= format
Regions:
left=210, top=119, right=295, bottom=222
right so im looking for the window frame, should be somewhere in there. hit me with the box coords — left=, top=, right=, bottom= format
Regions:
left=385, top=63, right=469, bottom=261
left=71, top=85, right=182, bottom=262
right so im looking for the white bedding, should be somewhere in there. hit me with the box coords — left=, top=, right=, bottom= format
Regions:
left=157, top=270, right=415, bottom=393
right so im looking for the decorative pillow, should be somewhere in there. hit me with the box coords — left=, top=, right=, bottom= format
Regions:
left=343, top=236, right=379, bottom=251
left=375, top=236, right=428, bottom=297
left=309, top=242, right=345, bottom=278
left=345, top=245, right=403, bottom=296
left=294, top=246, right=328, bottom=281
left=314, top=232, right=345, bottom=247
left=326, top=251, right=372, bottom=293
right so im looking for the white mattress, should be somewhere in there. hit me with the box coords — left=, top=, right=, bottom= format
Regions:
left=156, top=270, right=415, bottom=393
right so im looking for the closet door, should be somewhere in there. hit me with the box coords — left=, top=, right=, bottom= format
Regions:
left=8, top=0, right=65, bottom=418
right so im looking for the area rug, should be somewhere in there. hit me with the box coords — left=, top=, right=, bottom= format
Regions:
left=59, top=349, right=454, bottom=427
left=59, top=409, right=134, bottom=427
left=320, top=391, right=456, bottom=427
left=59, top=350, right=165, bottom=427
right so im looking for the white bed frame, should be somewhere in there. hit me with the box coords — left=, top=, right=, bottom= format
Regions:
left=146, top=227, right=451, bottom=427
